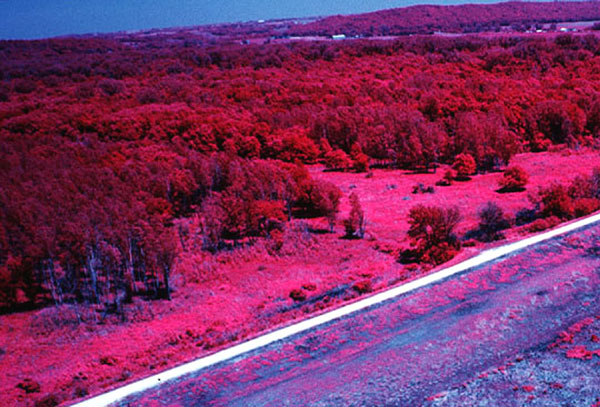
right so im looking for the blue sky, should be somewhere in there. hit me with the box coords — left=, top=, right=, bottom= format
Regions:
left=0, top=0, right=550, bottom=40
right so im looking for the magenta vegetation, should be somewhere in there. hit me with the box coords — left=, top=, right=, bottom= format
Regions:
left=2, top=1, right=600, bottom=406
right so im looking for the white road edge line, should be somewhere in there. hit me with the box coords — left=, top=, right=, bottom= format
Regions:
left=70, top=211, right=600, bottom=407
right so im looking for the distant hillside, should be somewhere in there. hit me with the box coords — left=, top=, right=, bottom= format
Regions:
left=289, top=1, right=600, bottom=36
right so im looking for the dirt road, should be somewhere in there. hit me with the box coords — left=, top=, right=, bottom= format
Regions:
left=113, top=223, right=600, bottom=406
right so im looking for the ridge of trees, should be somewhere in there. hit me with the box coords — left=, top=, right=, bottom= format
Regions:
left=289, top=1, right=600, bottom=37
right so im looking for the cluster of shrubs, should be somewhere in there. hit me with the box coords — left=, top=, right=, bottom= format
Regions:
left=533, top=168, right=600, bottom=221
left=403, top=166, right=600, bottom=266
left=436, top=153, right=477, bottom=186
left=412, top=183, right=435, bottom=194
left=323, top=142, right=370, bottom=173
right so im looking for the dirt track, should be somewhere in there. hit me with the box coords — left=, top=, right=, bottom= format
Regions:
left=116, top=223, right=600, bottom=406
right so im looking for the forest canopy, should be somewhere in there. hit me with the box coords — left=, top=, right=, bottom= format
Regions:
left=2, top=20, right=600, bottom=311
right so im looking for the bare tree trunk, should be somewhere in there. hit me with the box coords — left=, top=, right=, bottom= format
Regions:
left=46, top=258, right=63, bottom=306
left=177, top=222, right=187, bottom=251
left=87, top=248, right=99, bottom=303
left=162, top=265, right=171, bottom=301
left=126, top=238, right=137, bottom=295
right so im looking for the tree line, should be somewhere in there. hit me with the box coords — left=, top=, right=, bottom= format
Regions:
left=2, top=29, right=600, bottom=312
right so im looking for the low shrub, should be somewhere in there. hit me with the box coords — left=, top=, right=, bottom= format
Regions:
left=302, top=283, right=317, bottom=291
left=289, top=289, right=306, bottom=302
left=538, top=183, right=574, bottom=219
left=406, top=204, right=461, bottom=265
left=515, top=207, right=537, bottom=225
left=462, top=239, right=478, bottom=247
left=498, top=166, right=529, bottom=192
left=309, top=180, right=342, bottom=231
left=324, top=149, right=352, bottom=170
left=567, top=175, right=593, bottom=199
left=350, top=143, right=370, bottom=172
left=452, top=153, right=476, bottom=180
left=35, top=394, right=61, bottom=407
left=477, top=202, right=510, bottom=242
left=442, top=169, right=456, bottom=186
left=344, top=192, right=366, bottom=238
left=17, top=379, right=40, bottom=394
left=412, top=183, right=435, bottom=194
left=352, top=280, right=373, bottom=294
left=407, top=204, right=461, bottom=249
left=528, top=216, right=561, bottom=232
left=268, top=229, right=284, bottom=253
left=574, top=197, right=600, bottom=217
left=421, top=242, right=460, bottom=265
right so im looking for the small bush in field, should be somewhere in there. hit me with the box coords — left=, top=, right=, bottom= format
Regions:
left=440, top=169, right=456, bottom=186
left=407, top=204, right=461, bottom=265
left=353, top=152, right=370, bottom=173
left=574, top=198, right=600, bottom=217
left=567, top=175, right=594, bottom=199
left=268, top=229, right=284, bottom=252
left=477, top=202, right=510, bottom=242
left=498, top=166, right=529, bottom=192
left=408, top=205, right=461, bottom=247
left=302, top=283, right=317, bottom=291
left=399, top=247, right=421, bottom=264
left=17, top=378, right=40, bottom=394
left=73, top=384, right=89, bottom=398
left=324, top=149, right=352, bottom=170
left=344, top=192, right=366, bottom=238
left=421, top=242, right=459, bottom=265
left=350, top=143, right=370, bottom=172
left=352, top=280, right=373, bottom=294
left=289, top=289, right=306, bottom=302
left=99, top=355, right=118, bottom=366
left=515, top=208, right=537, bottom=226
left=528, top=216, right=561, bottom=232
left=412, top=183, right=435, bottom=194
left=462, top=239, right=478, bottom=247
left=309, top=180, right=342, bottom=231
left=452, top=153, right=476, bottom=180
left=35, top=393, right=61, bottom=407
left=538, top=183, right=574, bottom=220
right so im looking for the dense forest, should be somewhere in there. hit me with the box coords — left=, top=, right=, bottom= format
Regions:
left=2, top=5, right=600, bottom=313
